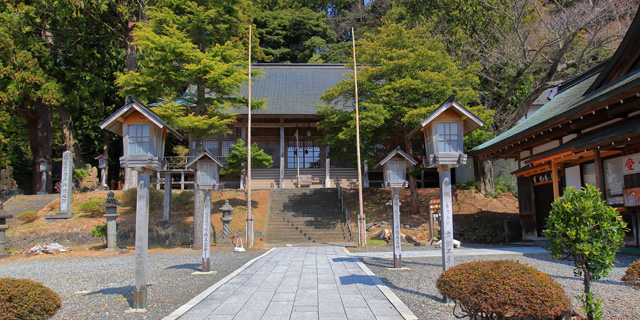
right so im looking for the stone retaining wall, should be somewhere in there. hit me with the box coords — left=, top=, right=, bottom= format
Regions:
left=7, top=229, right=195, bottom=249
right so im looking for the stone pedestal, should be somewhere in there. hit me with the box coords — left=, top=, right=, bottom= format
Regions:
left=0, top=207, right=11, bottom=258
left=45, top=151, right=73, bottom=222
left=100, top=191, right=122, bottom=253
left=163, top=172, right=171, bottom=221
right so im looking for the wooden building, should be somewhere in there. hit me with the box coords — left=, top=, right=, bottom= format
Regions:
left=469, top=12, right=640, bottom=246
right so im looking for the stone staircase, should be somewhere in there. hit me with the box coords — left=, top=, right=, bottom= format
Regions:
left=3, top=194, right=59, bottom=226
left=265, top=188, right=353, bottom=244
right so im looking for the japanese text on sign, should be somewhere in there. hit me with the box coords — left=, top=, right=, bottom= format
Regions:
left=622, top=153, right=640, bottom=175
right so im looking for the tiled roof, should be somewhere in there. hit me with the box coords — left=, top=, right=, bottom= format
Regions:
left=470, top=68, right=640, bottom=154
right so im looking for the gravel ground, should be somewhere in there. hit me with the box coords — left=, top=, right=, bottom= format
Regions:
left=358, top=251, right=640, bottom=320
left=0, top=247, right=264, bottom=320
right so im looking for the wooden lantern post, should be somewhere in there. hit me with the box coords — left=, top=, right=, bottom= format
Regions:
left=187, top=152, right=224, bottom=272
left=100, top=98, right=183, bottom=310
left=374, top=147, right=418, bottom=268
left=407, top=96, right=484, bottom=279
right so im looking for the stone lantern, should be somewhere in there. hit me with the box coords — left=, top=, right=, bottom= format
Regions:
left=99, top=97, right=183, bottom=310
left=100, top=191, right=121, bottom=252
left=95, top=154, right=108, bottom=189
left=219, top=200, right=234, bottom=243
left=0, top=206, right=10, bottom=258
left=187, top=151, right=224, bottom=273
left=407, top=95, right=484, bottom=277
left=373, top=147, right=417, bottom=268
left=36, top=158, right=50, bottom=195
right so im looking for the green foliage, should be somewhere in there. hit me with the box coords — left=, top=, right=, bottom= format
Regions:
left=73, top=169, right=90, bottom=182
left=0, top=277, right=62, bottom=320
left=493, top=174, right=517, bottom=198
left=16, top=211, right=38, bottom=223
left=78, top=199, right=104, bottom=218
left=543, top=185, right=628, bottom=320
left=90, top=223, right=108, bottom=245
left=121, top=188, right=164, bottom=212
left=222, top=139, right=274, bottom=178
left=436, top=260, right=570, bottom=320
left=317, top=22, right=493, bottom=167
left=366, top=237, right=386, bottom=246
left=172, top=191, right=194, bottom=211
left=622, top=259, right=640, bottom=289
left=455, top=179, right=478, bottom=192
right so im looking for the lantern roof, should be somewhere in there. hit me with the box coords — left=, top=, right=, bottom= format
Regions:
left=407, top=95, right=484, bottom=138
left=99, top=97, right=184, bottom=140
left=94, top=154, right=108, bottom=160
left=186, top=151, right=226, bottom=170
left=373, top=147, right=418, bottom=169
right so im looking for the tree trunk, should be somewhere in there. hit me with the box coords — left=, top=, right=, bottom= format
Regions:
left=124, top=9, right=139, bottom=104
left=403, top=127, right=421, bottom=215
left=193, top=185, right=203, bottom=249
left=26, top=104, right=53, bottom=194
left=478, top=157, right=495, bottom=195
left=57, top=105, right=84, bottom=169
left=583, top=263, right=594, bottom=320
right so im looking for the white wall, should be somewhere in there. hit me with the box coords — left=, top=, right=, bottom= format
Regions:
left=565, top=165, right=581, bottom=189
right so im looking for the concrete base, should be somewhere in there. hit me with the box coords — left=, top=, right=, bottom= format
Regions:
left=104, top=247, right=120, bottom=253
left=44, top=212, right=73, bottom=222
left=36, top=192, right=48, bottom=195
left=191, top=270, right=217, bottom=275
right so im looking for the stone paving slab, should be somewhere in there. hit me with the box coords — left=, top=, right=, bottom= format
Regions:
left=166, top=247, right=417, bottom=320
left=348, top=246, right=547, bottom=259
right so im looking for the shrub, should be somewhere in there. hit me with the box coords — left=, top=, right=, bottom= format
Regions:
left=622, top=259, right=640, bottom=289
left=436, top=260, right=570, bottom=320
left=543, top=185, right=627, bottom=320
left=90, top=223, right=108, bottom=245
left=77, top=199, right=104, bottom=217
left=172, top=191, right=194, bottom=210
left=16, top=211, right=38, bottom=223
left=0, top=278, right=61, bottom=319
left=120, top=188, right=163, bottom=211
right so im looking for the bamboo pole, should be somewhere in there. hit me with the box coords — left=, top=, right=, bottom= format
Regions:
left=352, top=27, right=366, bottom=247
left=246, top=25, right=254, bottom=248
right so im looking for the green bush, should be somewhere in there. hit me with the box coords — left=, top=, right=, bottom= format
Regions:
left=120, top=188, right=163, bottom=211
left=436, top=260, right=570, bottom=320
left=0, top=278, right=61, bottom=319
left=622, top=259, right=640, bottom=289
left=543, top=185, right=628, bottom=320
left=172, top=191, right=194, bottom=210
left=72, top=168, right=89, bottom=181
left=90, top=223, right=108, bottom=245
left=16, top=211, right=38, bottom=223
left=78, top=199, right=104, bottom=217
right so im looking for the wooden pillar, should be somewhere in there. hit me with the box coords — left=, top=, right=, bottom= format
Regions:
left=202, top=190, right=211, bottom=272
left=280, top=121, right=285, bottom=188
left=594, top=151, right=606, bottom=200
left=363, top=163, right=369, bottom=187
left=439, top=166, right=454, bottom=272
left=325, top=146, right=331, bottom=188
left=180, top=171, right=185, bottom=191
left=552, top=161, right=560, bottom=200
left=156, top=171, right=160, bottom=190
left=163, top=172, right=171, bottom=221
left=133, top=169, right=150, bottom=310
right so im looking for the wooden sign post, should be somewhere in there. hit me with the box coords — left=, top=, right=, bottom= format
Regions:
left=133, top=168, right=150, bottom=309
left=439, top=166, right=454, bottom=271
left=392, top=188, right=402, bottom=268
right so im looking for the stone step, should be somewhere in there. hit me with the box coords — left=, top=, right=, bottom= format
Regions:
left=4, top=194, right=59, bottom=226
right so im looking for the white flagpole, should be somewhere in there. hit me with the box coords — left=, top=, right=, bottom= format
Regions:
left=246, top=25, right=254, bottom=248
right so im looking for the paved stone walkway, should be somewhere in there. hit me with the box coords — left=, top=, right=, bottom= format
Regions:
left=166, top=247, right=416, bottom=320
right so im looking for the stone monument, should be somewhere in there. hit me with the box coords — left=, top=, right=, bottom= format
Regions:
left=0, top=166, right=17, bottom=190
left=79, top=164, right=99, bottom=190
left=45, top=151, right=73, bottom=221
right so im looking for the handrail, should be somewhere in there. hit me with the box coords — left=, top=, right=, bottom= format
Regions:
left=335, top=177, right=355, bottom=241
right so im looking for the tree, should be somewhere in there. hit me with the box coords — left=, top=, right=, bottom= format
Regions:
left=543, top=185, right=628, bottom=320
left=222, top=139, right=274, bottom=191
left=317, top=22, right=493, bottom=214
left=393, top=0, right=636, bottom=194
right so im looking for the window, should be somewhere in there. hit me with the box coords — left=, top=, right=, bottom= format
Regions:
left=287, top=140, right=320, bottom=168
left=221, top=141, right=234, bottom=157
left=256, top=141, right=279, bottom=168
left=425, top=125, right=434, bottom=155
left=604, top=157, right=623, bottom=205
left=436, top=122, right=459, bottom=153
left=582, top=162, right=596, bottom=187
left=204, top=141, right=219, bottom=156
left=200, top=161, right=215, bottom=183
left=128, top=124, right=150, bottom=155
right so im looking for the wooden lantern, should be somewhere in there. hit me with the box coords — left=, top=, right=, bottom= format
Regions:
left=99, top=98, right=183, bottom=170
left=374, top=147, right=418, bottom=188
left=408, top=96, right=484, bottom=168
left=187, top=151, right=225, bottom=191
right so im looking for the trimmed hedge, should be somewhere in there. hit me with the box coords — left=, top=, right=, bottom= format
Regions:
left=77, top=199, right=104, bottom=217
left=0, top=278, right=61, bottom=319
left=622, top=259, right=640, bottom=289
left=16, top=211, right=38, bottom=223
left=436, top=260, right=570, bottom=320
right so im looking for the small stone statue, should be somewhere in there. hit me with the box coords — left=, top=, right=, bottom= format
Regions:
left=0, top=166, right=17, bottom=190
